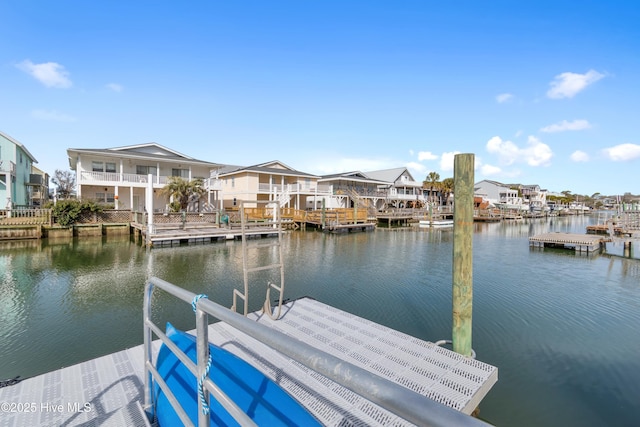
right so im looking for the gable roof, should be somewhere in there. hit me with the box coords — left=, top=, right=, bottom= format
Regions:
left=67, top=143, right=220, bottom=170
left=217, top=160, right=319, bottom=179
left=366, top=167, right=418, bottom=185
left=319, top=171, right=389, bottom=185
left=0, top=131, right=38, bottom=163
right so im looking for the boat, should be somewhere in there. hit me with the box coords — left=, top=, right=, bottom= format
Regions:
left=155, top=322, right=322, bottom=427
left=419, top=219, right=454, bottom=227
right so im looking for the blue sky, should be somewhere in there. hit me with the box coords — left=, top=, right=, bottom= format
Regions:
left=1, top=1, right=639, bottom=196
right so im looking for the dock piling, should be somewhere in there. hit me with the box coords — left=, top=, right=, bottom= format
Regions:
left=452, top=153, right=474, bottom=357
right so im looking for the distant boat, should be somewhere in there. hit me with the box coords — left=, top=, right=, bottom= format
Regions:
left=419, top=219, right=454, bottom=228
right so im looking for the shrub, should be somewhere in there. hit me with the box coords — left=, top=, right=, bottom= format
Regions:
left=49, top=200, right=105, bottom=226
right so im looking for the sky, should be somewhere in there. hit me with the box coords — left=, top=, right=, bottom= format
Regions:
left=1, top=0, right=639, bottom=196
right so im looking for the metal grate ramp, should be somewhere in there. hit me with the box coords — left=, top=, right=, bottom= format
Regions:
left=210, top=297, right=498, bottom=426
left=1, top=297, right=497, bottom=426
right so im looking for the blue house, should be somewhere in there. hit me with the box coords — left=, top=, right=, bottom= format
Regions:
left=0, top=131, right=39, bottom=208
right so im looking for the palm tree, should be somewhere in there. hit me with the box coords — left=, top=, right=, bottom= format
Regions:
left=423, top=171, right=440, bottom=203
left=440, top=177, right=454, bottom=206
left=160, top=176, right=205, bottom=211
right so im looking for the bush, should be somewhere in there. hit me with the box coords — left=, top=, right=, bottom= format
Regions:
left=49, top=200, right=105, bottom=226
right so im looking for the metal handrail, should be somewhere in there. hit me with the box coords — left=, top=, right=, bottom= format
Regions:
left=143, top=276, right=490, bottom=427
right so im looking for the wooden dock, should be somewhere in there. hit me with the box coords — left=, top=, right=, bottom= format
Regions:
left=132, top=223, right=281, bottom=247
left=529, top=233, right=607, bottom=253
left=0, top=297, right=497, bottom=426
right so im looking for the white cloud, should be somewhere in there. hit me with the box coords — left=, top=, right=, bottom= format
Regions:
left=439, top=151, right=460, bottom=172
left=524, top=136, right=553, bottom=166
left=485, top=135, right=553, bottom=167
left=17, top=60, right=72, bottom=88
left=417, top=151, right=438, bottom=161
left=107, top=83, right=123, bottom=92
left=546, top=69, right=604, bottom=99
left=31, top=109, right=77, bottom=122
left=570, top=150, right=589, bottom=162
left=496, top=93, right=513, bottom=103
left=406, top=161, right=427, bottom=176
left=481, top=164, right=502, bottom=176
left=541, top=119, right=591, bottom=133
left=486, top=136, right=519, bottom=165
left=602, top=143, right=640, bottom=161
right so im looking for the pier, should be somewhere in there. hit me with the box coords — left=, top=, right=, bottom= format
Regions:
left=529, top=233, right=608, bottom=253
left=0, top=296, right=497, bottom=426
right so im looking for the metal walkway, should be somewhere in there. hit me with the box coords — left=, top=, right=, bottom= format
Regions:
left=0, top=298, right=497, bottom=427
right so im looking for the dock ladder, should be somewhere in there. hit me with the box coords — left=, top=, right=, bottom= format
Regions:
left=231, top=200, right=286, bottom=320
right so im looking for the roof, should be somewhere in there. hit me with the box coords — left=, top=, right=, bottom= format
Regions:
left=0, top=131, right=38, bottom=163
left=217, top=160, right=319, bottom=179
left=365, top=167, right=416, bottom=183
left=318, top=171, right=389, bottom=185
left=67, top=143, right=221, bottom=170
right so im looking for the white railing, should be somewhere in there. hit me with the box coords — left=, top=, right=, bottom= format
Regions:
left=143, top=277, right=490, bottom=427
left=79, top=171, right=182, bottom=186
left=0, top=160, right=16, bottom=174
left=257, top=182, right=333, bottom=194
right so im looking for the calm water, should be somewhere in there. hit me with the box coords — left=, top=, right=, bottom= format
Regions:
left=1, top=216, right=639, bottom=426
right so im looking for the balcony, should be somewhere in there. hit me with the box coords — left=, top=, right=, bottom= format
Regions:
left=257, top=182, right=332, bottom=195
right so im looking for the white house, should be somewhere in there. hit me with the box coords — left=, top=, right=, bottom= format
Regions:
left=67, top=143, right=222, bottom=212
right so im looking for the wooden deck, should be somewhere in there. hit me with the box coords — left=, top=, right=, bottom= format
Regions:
left=529, top=233, right=608, bottom=253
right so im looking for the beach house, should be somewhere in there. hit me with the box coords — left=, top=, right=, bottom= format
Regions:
left=67, top=143, right=222, bottom=212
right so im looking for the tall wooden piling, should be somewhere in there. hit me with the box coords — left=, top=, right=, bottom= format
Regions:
left=452, top=153, right=474, bottom=357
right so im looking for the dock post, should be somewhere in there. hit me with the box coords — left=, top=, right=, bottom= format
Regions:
left=452, top=153, right=474, bottom=357
left=321, top=199, right=326, bottom=229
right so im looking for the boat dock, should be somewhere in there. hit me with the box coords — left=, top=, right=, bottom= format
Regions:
left=529, top=232, right=608, bottom=253
left=0, top=297, right=497, bottom=426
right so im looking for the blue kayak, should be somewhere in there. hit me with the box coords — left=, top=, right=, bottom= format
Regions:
left=154, top=323, right=322, bottom=426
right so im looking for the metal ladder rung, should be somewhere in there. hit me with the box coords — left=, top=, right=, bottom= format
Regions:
left=246, top=263, right=282, bottom=273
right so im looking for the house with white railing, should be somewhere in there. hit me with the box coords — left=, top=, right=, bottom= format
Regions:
left=217, top=161, right=331, bottom=210
left=365, top=167, right=426, bottom=208
left=318, top=171, right=390, bottom=211
left=67, top=143, right=222, bottom=212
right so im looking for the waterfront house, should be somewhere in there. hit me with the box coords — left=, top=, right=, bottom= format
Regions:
left=0, top=131, right=39, bottom=208
left=217, top=161, right=331, bottom=211
left=67, top=143, right=222, bottom=212
left=475, top=179, right=527, bottom=210
left=520, top=184, right=548, bottom=212
left=318, top=171, right=389, bottom=211
left=29, top=165, right=50, bottom=207
left=365, top=167, right=426, bottom=208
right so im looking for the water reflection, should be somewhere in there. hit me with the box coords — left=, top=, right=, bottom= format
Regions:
left=1, top=218, right=639, bottom=426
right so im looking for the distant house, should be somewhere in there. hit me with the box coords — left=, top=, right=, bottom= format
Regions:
left=318, top=171, right=389, bottom=210
left=67, top=143, right=222, bottom=212
left=0, top=131, right=39, bottom=208
left=520, top=184, right=547, bottom=212
left=217, top=161, right=330, bottom=210
left=474, top=180, right=522, bottom=208
left=366, top=167, right=425, bottom=208
left=29, top=165, right=50, bottom=207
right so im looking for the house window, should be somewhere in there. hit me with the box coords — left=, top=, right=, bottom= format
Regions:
left=172, top=168, right=189, bottom=178
left=231, top=177, right=235, bottom=188
left=105, top=162, right=116, bottom=173
left=92, top=161, right=104, bottom=172
left=136, top=165, right=157, bottom=175
left=95, top=192, right=115, bottom=203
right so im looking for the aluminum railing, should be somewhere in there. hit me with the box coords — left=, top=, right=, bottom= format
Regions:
left=143, top=276, right=490, bottom=427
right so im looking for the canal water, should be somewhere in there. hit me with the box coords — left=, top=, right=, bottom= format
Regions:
left=1, top=215, right=639, bottom=426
